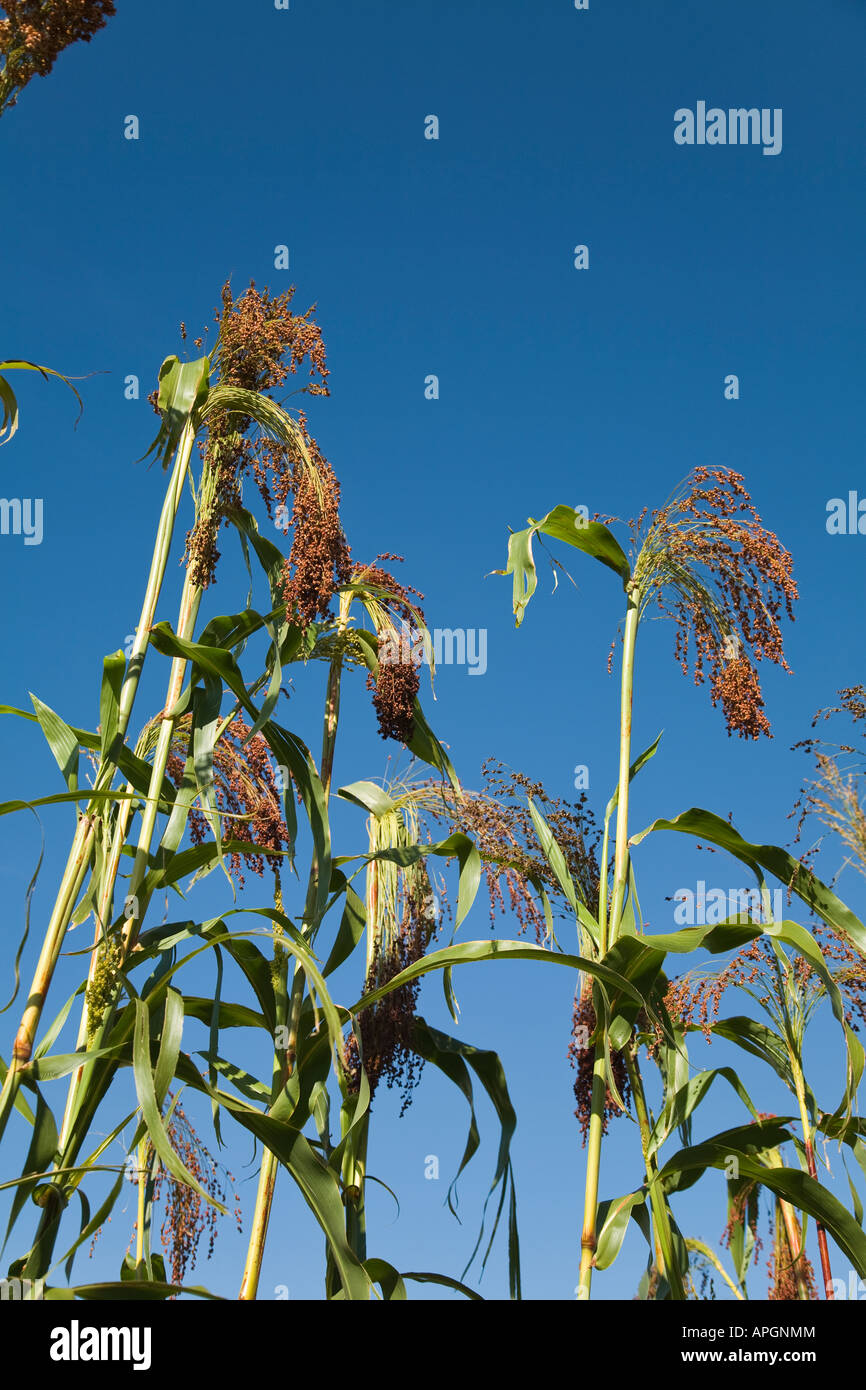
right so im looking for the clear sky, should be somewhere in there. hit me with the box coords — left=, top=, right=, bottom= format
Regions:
left=1, top=0, right=865, bottom=1300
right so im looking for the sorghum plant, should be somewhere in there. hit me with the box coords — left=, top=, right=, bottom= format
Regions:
left=2, top=278, right=564, bottom=1301
left=500, top=469, right=866, bottom=1299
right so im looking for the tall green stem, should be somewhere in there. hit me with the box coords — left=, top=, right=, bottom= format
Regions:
left=625, top=1047, right=686, bottom=1299
left=578, top=583, right=641, bottom=1300
left=577, top=1047, right=608, bottom=1299
left=607, top=586, right=640, bottom=947
left=0, top=422, right=196, bottom=1141
left=239, top=621, right=346, bottom=1299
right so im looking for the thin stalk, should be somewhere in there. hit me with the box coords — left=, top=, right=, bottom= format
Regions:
left=771, top=953, right=834, bottom=1299
left=765, top=1148, right=813, bottom=1300
left=578, top=585, right=641, bottom=1300
left=0, top=421, right=196, bottom=1141
left=238, top=1151, right=279, bottom=1300
left=597, top=800, right=612, bottom=951
left=122, top=570, right=204, bottom=952
left=607, top=586, right=640, bottom=946
left=625, top=1047, right=686, bottom=1299
left=56, top=568, right=203, bottom=1152
left=343, top=1122, right=368, bottom=1260
left=789, top=1054, right=834, bottom=1298
left=577, top=1046, right=607, bottom=1299
left=239, top=621, right=346, bottom=1299
left=135, top=1139, right=147, bottom=1268
left=778, top=1199, right=813, bottom=1301
left=28, top=531, right=207, bottom=1275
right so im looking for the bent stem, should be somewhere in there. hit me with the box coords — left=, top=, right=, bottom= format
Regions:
left=578, top=583, right=640, bottom=1300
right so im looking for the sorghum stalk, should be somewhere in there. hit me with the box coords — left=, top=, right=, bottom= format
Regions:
left=625, top=1046, right=686, bottom=1299
left=776, top=1199, right=813, bottom=1301
left=577, top=1049, right=609, bottom=1299
left=0, top=420, right=196, bottom=1141
left=606, top=585, right=641, bottom=948
left=788, top=1049, right=834, bottom=1297
left=239, top=603, right=348, bottom=1298
left=578, top=583, right=641, bottom=1299
left=768, top=952, right=834, bottom=1298
left=123, top=569, right=204, bottom=948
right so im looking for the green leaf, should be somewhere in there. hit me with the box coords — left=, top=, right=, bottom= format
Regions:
left=402, top=1271, right=483, bottom=1300
left=704, top=1015, right=795, bottom=1090
left=44, top=1279, right=222, bottom=1301
left=410, top=1018, right=520, bottom=1292
left=131, top=992, right=225, bottom=1213
left=26, top=1045, right=124, bottom=1082
left=140, top=354, right=210, bottom=470
left=338, top=780, right=399, bottom=818
left=29, top=693, right=79, bottom=793
left=498, top=506, right=631, bottom=626
left=168, top=1053, right=373, bottom=1300
left=659, top=1118, right=866, bottom=1278
left=596, top=1191, right=646, bottom=1270
left=54, top=1168, right=126, bottom=1283
left=0, top=788, right=136, bottom=817
left=632, top=807, right=866, bottom=957
left=648, top=1067, right=760, bottom=1160
left=99, top=651, right=126, bottom=762
left=351, top=939, right=648, bottom=1017
left=362, top=1259, right=407, bottom=1300
left=148, top=624, right=331, bottom=912
left=3, top=1081, right=58, bottom=1250
left=597, top=935, right=666, bottom=1050
left=0, top=359, right=84, bottom=447
left=606, top=731, right=663, bottom=818
left=527, top=797, right=581, bottom=919
left=321, top=874, right=366, bottom=978
left=182, top=998, right=265, bottom=1032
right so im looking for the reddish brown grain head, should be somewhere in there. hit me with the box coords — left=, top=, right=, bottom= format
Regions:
left=0, top=1, right=115, bottom=106
left=617, top=468, right=798, bottom=739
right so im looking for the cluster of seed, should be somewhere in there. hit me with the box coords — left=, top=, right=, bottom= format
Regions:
left=567, top=990, right=630, bottom=1144
left=0, top=1, right=114, bottom=107
left=84, top=936, right=123, bottom=1044
left=426, top=760, right=601, bottom=941
left=611, top=468, right=798, bottom=738
left=359, top=558, right=427, bottom=745
left=665, top=940, right=776, bottom=1042
left=211, top=278, right=328, bottom=399
left=145, top=1099, right=242, bottom=1291
left=344, top=890, right=435, bottom=1114
left=792, top=684, right=866, bottom=883
left=767, top=1217, right=817, bottom=1301
left=166, top=716, right=289, bottom=890
left=710, top=656, right=771, bottom=741
left=279, top=415, right=352, bottom=629
left=794, top=922, right=866, bottom=1032
left=180, top=280, right=338, bottom=592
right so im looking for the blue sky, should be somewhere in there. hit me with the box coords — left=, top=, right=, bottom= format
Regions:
left=1, top=0, right=865, bottom=1300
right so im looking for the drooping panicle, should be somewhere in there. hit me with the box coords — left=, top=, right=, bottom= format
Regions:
left=620, top=468, right=798, bottom=738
